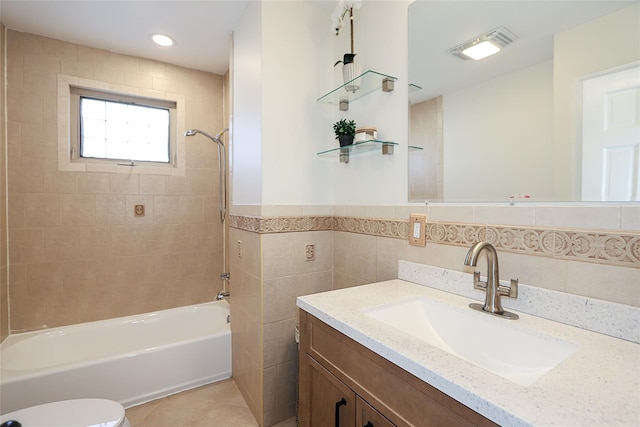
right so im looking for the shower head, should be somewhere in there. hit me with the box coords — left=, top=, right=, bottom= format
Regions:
left=184, top=129, right=198, bottom=136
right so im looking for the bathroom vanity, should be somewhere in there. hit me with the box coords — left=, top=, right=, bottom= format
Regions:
left=299, top=309, right=497, bottom=426
left=297, top=276, right=639, bottom=426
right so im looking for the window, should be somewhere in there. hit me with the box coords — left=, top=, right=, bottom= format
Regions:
left=70, top=87, right=177, bottom=165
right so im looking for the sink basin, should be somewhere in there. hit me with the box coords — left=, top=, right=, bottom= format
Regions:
left=365, top=297, right=579, bottom=386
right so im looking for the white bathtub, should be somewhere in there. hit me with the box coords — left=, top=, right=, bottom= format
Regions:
left=0, top=300, right=231, bottom=414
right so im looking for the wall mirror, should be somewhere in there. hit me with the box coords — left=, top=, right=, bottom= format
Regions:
left=408, top=1, right=640, bottom=202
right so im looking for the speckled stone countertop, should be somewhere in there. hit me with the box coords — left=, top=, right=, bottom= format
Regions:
left=297, top=280, right=640, bottom=426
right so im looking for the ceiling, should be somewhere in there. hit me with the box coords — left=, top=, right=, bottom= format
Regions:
left=1, top=1, right=635, bottom=90
left=0, top=0, right=251, bottom=75
left=409, top=0, right=638, bottom=103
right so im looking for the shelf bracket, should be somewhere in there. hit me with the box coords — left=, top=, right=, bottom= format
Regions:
left=382, top=77, right=395, bottom=92
left=340, top=148, right=350, bottom=163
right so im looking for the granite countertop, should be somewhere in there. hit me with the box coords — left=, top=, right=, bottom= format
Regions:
left=297, top=279, right=640, bottom=427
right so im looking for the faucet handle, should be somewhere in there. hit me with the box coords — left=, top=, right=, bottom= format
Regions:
left=473, top=271, right=487, bottom=291
left=509, top=279, right=518, bottom=298
left=498, top=278, right=518, bottom=299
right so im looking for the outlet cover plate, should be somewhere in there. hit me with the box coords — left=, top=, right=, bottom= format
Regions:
left=409, top=214, right=427, bottom=246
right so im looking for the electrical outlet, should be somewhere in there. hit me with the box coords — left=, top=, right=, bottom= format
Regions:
left=305, top=244, right=316, bottom=261
left=236, top=240, right=243, bottom=258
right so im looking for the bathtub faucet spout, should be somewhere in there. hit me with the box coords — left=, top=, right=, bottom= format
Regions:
left=216, top=291, right=230, bottom=300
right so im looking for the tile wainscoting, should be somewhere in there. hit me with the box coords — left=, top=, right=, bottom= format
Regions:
left=228, top=209, right=638, bottom=425
left=229, top=214, right=640, bottom=269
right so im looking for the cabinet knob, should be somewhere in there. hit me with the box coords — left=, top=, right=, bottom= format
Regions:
left=335, top=398, right=347, bottom=427
left=363, top=422, right=374, bottom=427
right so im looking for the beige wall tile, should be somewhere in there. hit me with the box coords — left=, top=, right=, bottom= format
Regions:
left=5, top=30, right=224, bottom=330
left=166, top=176, right=192, bottom=195
left=8, top=158, right=44, bottom=193
left=61, top=194, right=96, bottom=226
left=9, top=228, right=45, bottom=265
left=427, top=204, right=475, bottom=223
left=110, top=174, right=139, bottom=194
left=566, top=262, right=640, bottom=306
left=621, top=206, right=640, bottom=231
left=96, top=195, right=126, bottom=225
left=139, top=175, right=166, bottom=195
left=263, top=271, right=332, bottom=324
left=263, top=318, right=297, bottom=369
left=376, top=236, right=408, bottom=281
left=474, top=205, right=536, bottom=226
left=24, top=193, right=61, bottom=227
left=0, top=33, right=6, bottom=341
left=78, top=173, right=111, bottom=194
left=333, top=231, right=377, bottom=284
left=43, top=228, right=78, bottom=262
left=44, top=171, right=78, bottom=193
left=535, top=205, right=621, bottom=230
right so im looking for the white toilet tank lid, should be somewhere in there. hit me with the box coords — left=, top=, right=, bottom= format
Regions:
left=0, top=398, right=126, bottom=427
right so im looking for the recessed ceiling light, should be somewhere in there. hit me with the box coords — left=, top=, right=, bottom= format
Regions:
left=152, top=34, right=174, bottom=47
left=462, top=40, right=501, bottom=60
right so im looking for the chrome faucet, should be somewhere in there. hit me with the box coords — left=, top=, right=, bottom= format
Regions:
left=216, top=291, right=230, bottom=300
left=216, top=272, right=230, bottom=300
left=464, top=242, right=519, bottom=320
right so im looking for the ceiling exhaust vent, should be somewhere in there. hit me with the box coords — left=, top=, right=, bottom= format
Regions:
left=487, top=27, right=518, bottom=47
left=449, top=26, right=518, bottom=60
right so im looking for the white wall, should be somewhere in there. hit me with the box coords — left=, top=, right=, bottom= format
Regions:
left=443, top=61, right=554, bottom=200
left=331, top=1, right=411, bottom=205
left=553, top=2, right=640, bottom=200
left=261, top=1, right=334, bottom=206
left=232, top=0, right=411, bottom=208
left=232, top=1, right=263, bottom=206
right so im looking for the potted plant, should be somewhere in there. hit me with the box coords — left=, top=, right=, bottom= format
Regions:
left=333, top=118, right=356, bottom=147
left=332, top=0, right=363, bottom=92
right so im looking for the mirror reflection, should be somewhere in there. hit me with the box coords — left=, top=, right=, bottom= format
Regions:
left=408, top=1, right=640, bottom=202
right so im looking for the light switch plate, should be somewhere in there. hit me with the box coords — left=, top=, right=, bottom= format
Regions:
left=409, top=214, right=427, bottom=246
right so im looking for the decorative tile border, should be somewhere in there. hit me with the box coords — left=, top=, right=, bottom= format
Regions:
left=333, top=216, right=410, bottom=239
left=229, top=214, right=640, bottom=268
left=425, top=222, right=640, bottom=267
left=229, top=215, right=333, bottom=233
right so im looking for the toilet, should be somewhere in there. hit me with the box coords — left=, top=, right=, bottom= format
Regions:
left=0, top=398, right=130, bottom=427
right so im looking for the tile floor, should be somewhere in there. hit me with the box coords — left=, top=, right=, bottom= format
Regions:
left=125, top=379, right=296, bottom=427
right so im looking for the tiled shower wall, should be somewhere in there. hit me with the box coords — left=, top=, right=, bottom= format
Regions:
left=230, top=203, right=639, bottom=426
left=1, top=25, right=8, bottom=341
left=4, top=30, right=225, bottom=331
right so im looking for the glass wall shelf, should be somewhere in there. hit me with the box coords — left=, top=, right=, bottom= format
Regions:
left=317, top=70, right=397, bottom=107
left=317, top=139, right=397, bottom=163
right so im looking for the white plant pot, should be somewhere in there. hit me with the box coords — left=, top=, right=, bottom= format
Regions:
left=342, top=62, right=363, bottom=93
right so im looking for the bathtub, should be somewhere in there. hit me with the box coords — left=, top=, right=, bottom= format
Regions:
left=0, top=300, right=231, bottom=414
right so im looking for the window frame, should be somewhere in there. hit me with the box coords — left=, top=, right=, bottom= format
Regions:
left=70, top=87, right=178, bottom=167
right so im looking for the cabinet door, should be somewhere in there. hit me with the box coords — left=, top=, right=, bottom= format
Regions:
left=305, top=355, right=356, bottom=427
left=356, top=396, right=396, bottom=427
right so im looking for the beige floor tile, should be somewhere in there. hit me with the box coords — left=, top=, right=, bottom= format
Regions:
left=125, top=379, right=261, bottom=427
left=124, top=380, right=298, bottom=426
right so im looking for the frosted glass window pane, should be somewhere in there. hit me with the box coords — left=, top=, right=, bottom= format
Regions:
left=82, top=99, right=106, bottom=119
left=82, top=137, right=106, bottom=158
left=83, top=118, right=106, bottom=139
left=80, top=96, right=171, bottom=163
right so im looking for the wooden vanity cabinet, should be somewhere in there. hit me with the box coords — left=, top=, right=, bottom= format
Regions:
left=299, top=310, right=498, bottom=427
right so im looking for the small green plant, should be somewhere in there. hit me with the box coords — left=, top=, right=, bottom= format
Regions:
left=333, top=118, right=356, bottom=139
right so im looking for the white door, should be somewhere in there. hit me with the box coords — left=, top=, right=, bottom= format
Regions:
left=581, top=63, right=640, bottom=201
